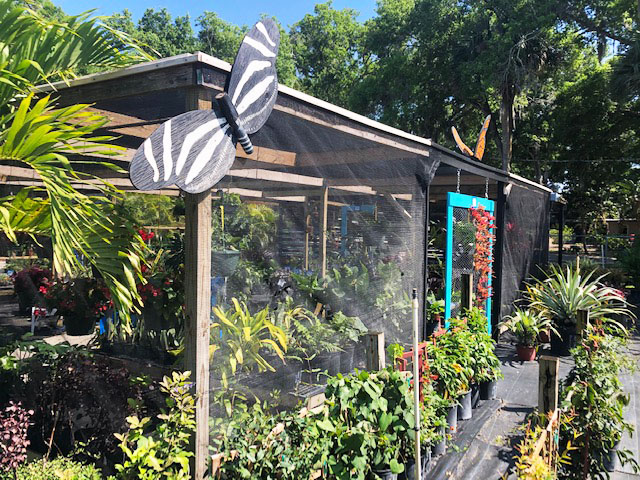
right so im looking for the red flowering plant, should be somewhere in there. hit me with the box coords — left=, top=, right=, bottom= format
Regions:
left=12, top=266, right=51, bottom=313
left=43, top=277, right=113, bottom=320
left=470, top=206, right=496, bottom=308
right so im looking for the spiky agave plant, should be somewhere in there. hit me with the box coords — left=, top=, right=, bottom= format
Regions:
left=525, top=263, right=633, bottom=330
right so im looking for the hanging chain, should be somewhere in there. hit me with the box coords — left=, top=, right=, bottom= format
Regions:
left=456, top=169, right=461, bottom=193
left=485, top=178, right=489, bottom=198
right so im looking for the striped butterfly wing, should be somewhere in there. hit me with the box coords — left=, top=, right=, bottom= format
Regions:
left=474, top=115, right=491, bottom=161
left=227, top=18, right=280, bottom=134
left=129, top=107, right=235, bottom=194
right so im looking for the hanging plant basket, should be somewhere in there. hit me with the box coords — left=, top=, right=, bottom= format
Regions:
left=211, top=250, right=240, bottom=277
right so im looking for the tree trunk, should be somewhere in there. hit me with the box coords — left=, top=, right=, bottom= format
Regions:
left=500, top=88, right=514, bottom=172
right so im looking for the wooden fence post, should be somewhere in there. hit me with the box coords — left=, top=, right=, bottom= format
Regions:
left=366, top=331, right=385, bottom=371
left=576, top=309, right=590, bottom=336
left=538, top=355, right=559, bottom=414
left=461, top=273, right=473, bottom=312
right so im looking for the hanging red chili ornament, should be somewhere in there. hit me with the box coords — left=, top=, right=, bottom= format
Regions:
left=470, top=206, right=496, bottom=308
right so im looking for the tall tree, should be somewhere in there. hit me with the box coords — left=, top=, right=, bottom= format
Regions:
left=290, top=1, right=369, bottom=108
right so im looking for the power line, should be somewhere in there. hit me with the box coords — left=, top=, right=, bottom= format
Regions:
left=519, top=158, right=640, bottom=163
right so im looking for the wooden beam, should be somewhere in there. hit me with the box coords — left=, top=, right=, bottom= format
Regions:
left=320, top=186, right=328, bottom=278
left=538, top=356, right=559, bottom=414
left=183, top=87, right=211, bottom=480
left=304, top=207, right=310, bottom=271
left=235, top=145, right=296, bottom=166
left=228, top=168, right=323, bottom=187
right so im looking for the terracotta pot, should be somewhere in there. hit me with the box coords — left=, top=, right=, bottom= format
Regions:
left=516, top=345, right=536, bottom=362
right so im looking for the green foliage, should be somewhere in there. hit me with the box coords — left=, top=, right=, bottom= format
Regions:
left=427, top=318, right=475, bottom=400
left=0, top=456, right=102, bottom=480
left=119, top=193, right=178, bottom=227
left=500, top=308, right=555, bottom=348
left=463, top=308, right=503, bottom=383
left=212, top=298, right=288, bottom=387
left=322, top=369, right=414, bottom=479
left=525, top=263, right=633, bottom=329
left=0, top=2, right=150, bottom=326
left=619, top=241, right=640, bottom=287
left=211, top=401, right=327, bottom=479
left=558, top=325, right=639, bottom=478
left=113, top=371, right=196, bottom=480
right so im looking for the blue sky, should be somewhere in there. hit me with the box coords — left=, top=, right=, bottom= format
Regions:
left=55, top=0, right=378, bottom=29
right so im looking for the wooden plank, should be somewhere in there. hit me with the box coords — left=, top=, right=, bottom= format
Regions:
left=576, top=309, right=589, bottom=336
left=304, top=206, right=310, bottom=271
left=229, top=168, right=323, bottom=187
left=235, top=145, right=296, bottom=166
left=183, top=87, right=212, bottom=480
left=461, top=273, right=473, bottom=313
left=320, top=186, right=328, bottom=278
left=366, top=331, right=385, bottom=371
left=538, top=356, right=559, bottom=414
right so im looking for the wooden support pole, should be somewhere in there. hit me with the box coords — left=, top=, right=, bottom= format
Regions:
left=461, top=273, right=473, bottom=313
left=304, top=197, right=310, bottom=271
left=320, top=186, right=328, bottom=278
left=538, top=355, right=559, bottom=414
left=576, top=309, right=590, bottom=336
left=366, top=331, right=385, bottom=371
left=184, top=87, right=212, bottom=480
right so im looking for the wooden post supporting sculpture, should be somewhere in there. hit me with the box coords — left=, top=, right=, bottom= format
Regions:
left=184, top=189, right=211, bottom=479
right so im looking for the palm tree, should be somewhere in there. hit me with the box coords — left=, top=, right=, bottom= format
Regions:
left=0, top=1, right=153, bottom=325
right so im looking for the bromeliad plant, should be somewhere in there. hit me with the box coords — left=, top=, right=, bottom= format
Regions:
left=212, top=298, right=288, bottom=387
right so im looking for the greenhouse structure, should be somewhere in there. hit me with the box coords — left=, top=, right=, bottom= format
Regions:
left=2, top=52, right=553, bottom=474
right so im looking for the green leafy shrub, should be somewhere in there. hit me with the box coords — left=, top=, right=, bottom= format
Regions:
left=500, top=308, right=556, bottom=347
left=619, top=241, right=640, bottom=288
left=0, top=457, right=102, bottom=480
left=463, top=308, right=503, bottom=383
left=558, top=325, right=638, bottom=478
left=113, top=371, right=195, bottom=480
left=321, top=369, right=415, bottom=479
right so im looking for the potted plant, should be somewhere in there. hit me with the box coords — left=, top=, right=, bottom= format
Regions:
left=464, top=310, right=503, bottom=400
left=44, top=277, right=110, bottom=335
left=323, top=369, right=412, bottom=479
left=525, top=263, right=633, bottom=356
left=427, top=327, right=474, bottom=429
left=500, top=308, right=555, bottom=361
left=13, top=266, right=51, bottom=314
left=211, top=204, right=240, bottom=277
left=426, top=291, right=445, bottom=335
left=327, top=310, right=367, bottom=373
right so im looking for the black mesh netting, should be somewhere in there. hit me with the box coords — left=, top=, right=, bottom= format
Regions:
left=499, top=184, right=550, bottom=318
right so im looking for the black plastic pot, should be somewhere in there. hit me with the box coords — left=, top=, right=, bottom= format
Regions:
left=400, top=448, right=431, bottom=480
left=339, top=344, right=356, bottom=374
left=471, top=383, right=480, bottom=408
left=431, top=426, right=446, bottom=457
left=446, top=404, right=458, bottom=433
left=63, top=314, right=95, bottom=336
left=304, top=352, right=340, bottom=384
left=370, top=469, right=397, bottom=480
left=550, top=324, right=577, bottom=356
left=480, top=380, right=498, bottom=400
left=603, top=440, right=621, bottom=472
left=458, top=391, right=473, bottom=420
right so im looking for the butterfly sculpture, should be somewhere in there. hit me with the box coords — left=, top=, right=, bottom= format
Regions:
left=451, top=115, right=491, bottom=161
left=129, top=19, right=281, bottom=194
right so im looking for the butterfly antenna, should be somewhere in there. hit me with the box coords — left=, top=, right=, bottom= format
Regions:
left=216, top=92, right=253, bottom=154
